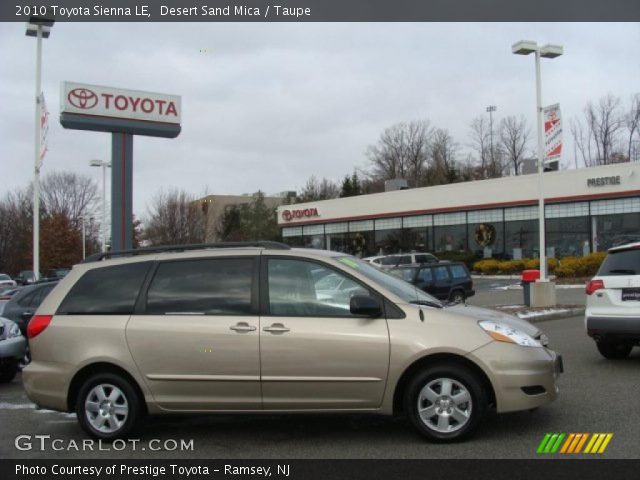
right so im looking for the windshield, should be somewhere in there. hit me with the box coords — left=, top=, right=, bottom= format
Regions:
left=336, top=256, right=442, bottom=306
left=0, top=275, right=10, bottom=281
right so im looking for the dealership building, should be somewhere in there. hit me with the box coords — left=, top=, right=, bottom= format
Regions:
left=277, top=163, right=640, bottom=260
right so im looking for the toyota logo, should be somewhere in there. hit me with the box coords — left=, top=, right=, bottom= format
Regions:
left=282, top=210, right=293, bottom=221
left=68, top=88, right=98, bottom=109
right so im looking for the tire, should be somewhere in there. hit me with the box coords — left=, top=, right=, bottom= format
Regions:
left=0, top=359, right=19, bottom=383
left=76, top=373, right=143, bottom=440
left=404, top=363, right=488, bottom=442
left=596, top=341, right=632, bottom=360
left=449, top=290, right=465, bottom=304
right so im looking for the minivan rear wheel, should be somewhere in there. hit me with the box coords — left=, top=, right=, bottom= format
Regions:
left=596, top=341, right=632, bottom=360
left=404, top=364, right=487, bottom=442
left=76, top=373, right=142, bottom=440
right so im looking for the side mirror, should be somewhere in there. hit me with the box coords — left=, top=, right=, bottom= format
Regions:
left=350, top=295, right=382, bottom=318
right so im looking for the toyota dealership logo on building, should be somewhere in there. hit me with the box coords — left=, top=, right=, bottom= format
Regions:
left=68, top=88, right=99, bottom=109
left=282, top=207, right=319, bottom=221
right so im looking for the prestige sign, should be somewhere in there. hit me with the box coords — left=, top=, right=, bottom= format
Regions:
left=61, top=81, right=181, bottom=124
left=587, top=176, right=621, bottom=187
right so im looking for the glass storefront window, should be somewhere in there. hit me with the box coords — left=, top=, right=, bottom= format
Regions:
left=546, top=216, right=590, bottom=257
left=401, top=227, right=430, bottom=252
left=374, top=229, right=403, bottom=255
left=593, top=213, right=640, bottom=251
left=326, top=233, right=349, bottom=253
left=504, top=220, right=538, bottom=259
left=434, top=225, right=467, bottom=253
left=348, top=231, right=375, bottom=258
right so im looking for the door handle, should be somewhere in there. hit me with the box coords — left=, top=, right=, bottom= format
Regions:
left=263, top=323, right=290, bottom=334
left=230, top=322, right=257, bottom=333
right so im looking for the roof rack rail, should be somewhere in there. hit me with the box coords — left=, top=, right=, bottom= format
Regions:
left=82, top=241, right=291, bottom=263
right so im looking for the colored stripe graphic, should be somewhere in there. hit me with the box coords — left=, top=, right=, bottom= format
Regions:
left=538, top=433, right=613, bottom=454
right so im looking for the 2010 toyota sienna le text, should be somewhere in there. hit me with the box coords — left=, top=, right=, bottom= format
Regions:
left=23, top=242, right=562, bottom=442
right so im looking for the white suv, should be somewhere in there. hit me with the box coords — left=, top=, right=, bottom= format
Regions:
left=585, top=242, right=640, bottom=359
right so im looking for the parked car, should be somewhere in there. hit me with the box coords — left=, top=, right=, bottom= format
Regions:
left=365, top=252, right=439, bottom=269
left=15, top=271, right=38, bottom=286
left=0, top=287, right=24, bottom=315
left=43, top=268, right=70, bottom=281
left=0, top=317, right=27, bottom=383
left=2, top=281, right=58, bottom=335
left=391, top=262, right=475, bottom=304
left=0, top=274, right=17, bottom=289
left=585, top=242, right=640, bottom=359
left=24, top=242, right=561, bottom=442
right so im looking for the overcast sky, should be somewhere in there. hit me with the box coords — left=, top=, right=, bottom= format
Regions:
left=1, top=22, right=638, bottom=217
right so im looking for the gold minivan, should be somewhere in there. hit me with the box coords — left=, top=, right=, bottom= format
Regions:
left=23, top=242, right=562, bottom=442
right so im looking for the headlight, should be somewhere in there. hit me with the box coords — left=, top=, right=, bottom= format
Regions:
left=479, top=320, right=542, bottom=348
left=7, top=323, right=22, bottom=338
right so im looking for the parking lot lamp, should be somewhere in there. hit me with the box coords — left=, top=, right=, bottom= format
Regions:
left=26, top=14, right=54, bottom=281
left=512, top=40, right=563, bottom=281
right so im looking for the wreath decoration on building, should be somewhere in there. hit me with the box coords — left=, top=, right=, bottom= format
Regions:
left=474, top=223, right=496, bottom=247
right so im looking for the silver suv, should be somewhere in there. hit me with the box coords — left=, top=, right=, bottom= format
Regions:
left=24, top=242, right=561, bottom=442
left=586, top=242, right=640, bottom=359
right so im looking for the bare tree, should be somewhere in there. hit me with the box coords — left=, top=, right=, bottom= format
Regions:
left=40, top=171, right=99, bottom=226
left=428, top=128, right=458, bottom=184
left=366, top=120, right=432, bottom=186
left=500, top=116, right=530, bottom=175
left=626, top=93, right=640, bottom=162
left=144, top=189, right=206, bottom=246
left=469, top=116, right=504, bottom=178
left=572, top=94, right=625, bottom=166
left=0, top=190, right=32, bottom=275
left=297, top=176, right=340, bottom=203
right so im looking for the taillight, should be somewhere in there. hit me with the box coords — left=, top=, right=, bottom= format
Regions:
left=27, top=315, right=53, bottom=339
left=586, top=279, right=605, bottom=295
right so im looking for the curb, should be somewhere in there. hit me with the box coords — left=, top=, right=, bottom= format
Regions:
left=518, top=307, right=585, bottom=323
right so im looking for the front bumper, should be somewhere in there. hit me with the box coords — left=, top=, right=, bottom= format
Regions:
left=467, top=341, right=561, bottom=413
left=0, top=335, right=27, bottom=360
left=586, top=316, right=640, bottom=342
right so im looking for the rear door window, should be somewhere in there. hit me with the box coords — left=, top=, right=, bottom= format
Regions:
left=417, top=268, right=434, bottom=283
left=57, top=262, right=152, bottom=315
left=415, top=254, right=433, bottom=264
left=145, top=258, right=254, bottom=315
left=434, top=266, right=450, bottom=281
left=396, top=255, right=412, bottom=265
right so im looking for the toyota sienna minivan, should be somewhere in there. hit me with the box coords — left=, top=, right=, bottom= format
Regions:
left=23, top=242, right=562, bottom=442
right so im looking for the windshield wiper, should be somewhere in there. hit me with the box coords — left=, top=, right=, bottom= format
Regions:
left=410, top=300, right=443, bottom=309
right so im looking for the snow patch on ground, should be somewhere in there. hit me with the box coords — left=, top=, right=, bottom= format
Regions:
left=494, top=284, right=584, bottom=290
left=516, top=309, right=571, bottom=319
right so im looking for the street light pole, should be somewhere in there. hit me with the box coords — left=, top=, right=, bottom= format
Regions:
left=81, top=217, right=86, bottom=260
left=26, top=15, right=53, bottom=282
left=512, top=40, right=563, bottom=282
left=32, top=25, right=42, bottom=281
left=486, top=105, right=497, bottom=170
left=534, top=49, right=546, bottom=281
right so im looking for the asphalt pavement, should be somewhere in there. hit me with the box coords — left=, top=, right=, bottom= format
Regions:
left=1, top=286, right=637, bottom=459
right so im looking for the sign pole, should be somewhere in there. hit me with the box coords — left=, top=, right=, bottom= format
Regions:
left=111, top=132, right=134, bottom=251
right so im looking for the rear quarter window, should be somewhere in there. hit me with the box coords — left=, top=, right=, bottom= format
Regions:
left=448, top=264, right=469, bottom=279
left=598, top=249, right=640, bottom=276
left=57, top=262, right=152, bottom=314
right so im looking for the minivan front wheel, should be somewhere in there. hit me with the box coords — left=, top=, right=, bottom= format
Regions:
left=405, top=364, right=487, bottom=442
left=76, top=373, right=142, bottom=440
left=596, top=341, right=632, bottom=360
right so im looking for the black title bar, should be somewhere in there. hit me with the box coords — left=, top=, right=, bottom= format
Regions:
left=6, top=0, right=640, bottom=22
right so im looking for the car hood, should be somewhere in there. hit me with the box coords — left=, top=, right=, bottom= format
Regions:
left=444, top=304, right=541, bottom=337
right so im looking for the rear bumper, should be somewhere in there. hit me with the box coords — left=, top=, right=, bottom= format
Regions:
left=22, top=361, right=73, bottom=412
left=586, top=316, right=640, bottom=342
left=0, top=335, right=27, bottom=359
